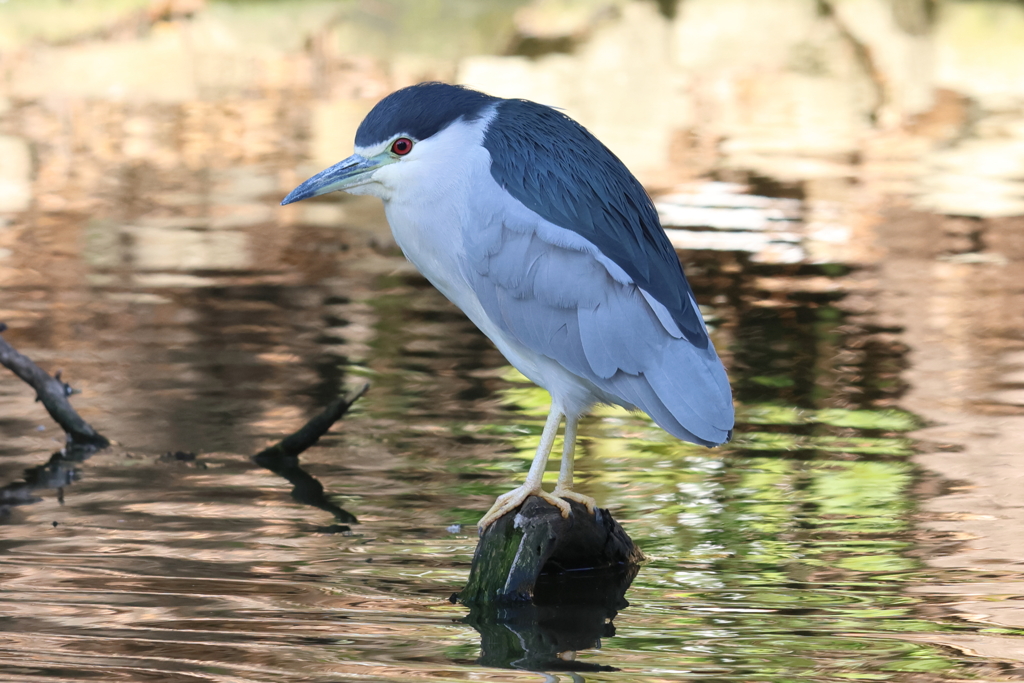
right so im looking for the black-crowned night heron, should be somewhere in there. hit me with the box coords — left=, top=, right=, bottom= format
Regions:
left=282, top=82, right=734, bottom=530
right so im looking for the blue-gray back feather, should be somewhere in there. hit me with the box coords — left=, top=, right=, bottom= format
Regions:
left=465, top=207, right=734, bottom=446
left=354, top=83, right=706, bottom=350
left=483, top=100, right=707, bottom=348
left=352, top=82, right=732, bottom=445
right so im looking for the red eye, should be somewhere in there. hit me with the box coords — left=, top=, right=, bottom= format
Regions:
left=391, top=137, right=413, bottom=156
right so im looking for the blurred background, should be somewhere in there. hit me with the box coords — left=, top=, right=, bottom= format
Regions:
left=2, top=1, right=1024, bottom=682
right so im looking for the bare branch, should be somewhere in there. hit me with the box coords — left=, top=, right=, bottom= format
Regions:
left=0, top=324, right=109, bottom=450
left=253, top=383, right=369, bottom=461
left=252, top=384, right=370, bottom=526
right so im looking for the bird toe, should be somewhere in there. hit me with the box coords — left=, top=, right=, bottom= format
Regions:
left=535, top=490, right=572, bottom=518
left=551, top=488, right=597, bottom=515
left=477, top=485, right=539, bottom=531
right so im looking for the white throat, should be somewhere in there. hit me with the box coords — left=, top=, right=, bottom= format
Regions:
left=364, top=108, right=498, bottom=304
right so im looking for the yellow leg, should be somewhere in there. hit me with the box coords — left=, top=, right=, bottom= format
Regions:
left=477, top=408, right=572, bottom=530
left=551, top=414, right=597, bottom=514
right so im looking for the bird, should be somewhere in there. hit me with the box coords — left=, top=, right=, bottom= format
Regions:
left=282, top=82, right=734, bottom=530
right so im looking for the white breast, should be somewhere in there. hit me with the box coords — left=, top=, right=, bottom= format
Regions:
left=376, top=113, right=494, bottom=311
left=368, top=110, right=609, bottom=414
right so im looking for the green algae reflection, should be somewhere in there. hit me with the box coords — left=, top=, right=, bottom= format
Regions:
left=470, top=368, right=978, bottom=680
left=355, top=259, right=986, bottom=680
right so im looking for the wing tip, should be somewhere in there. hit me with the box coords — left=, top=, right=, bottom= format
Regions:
left=670, top=422, right=734, bottom=448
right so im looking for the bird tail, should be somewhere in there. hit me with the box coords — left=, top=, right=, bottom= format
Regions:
left=604, top=340, right=734, bottom=447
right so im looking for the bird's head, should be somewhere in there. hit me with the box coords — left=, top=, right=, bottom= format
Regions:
left=281, top=82, right=497, bottom=205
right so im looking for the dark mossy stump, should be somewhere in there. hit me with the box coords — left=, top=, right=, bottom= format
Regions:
left=456, top=496, right=644, bottom=670
left=458, top=496, right=644, bottom=605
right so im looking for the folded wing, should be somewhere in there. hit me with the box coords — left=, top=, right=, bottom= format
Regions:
left=463, top=206, right=734, bottom=447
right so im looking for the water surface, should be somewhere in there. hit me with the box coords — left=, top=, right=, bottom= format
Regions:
left=3, top=2, right=1024, bottom=681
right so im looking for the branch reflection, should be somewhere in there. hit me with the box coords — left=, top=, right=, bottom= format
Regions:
left=251, top=386, right=367, bottom=529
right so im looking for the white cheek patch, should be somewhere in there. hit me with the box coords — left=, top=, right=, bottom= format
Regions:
left=368, top=110, right=499, bottom=200
left=344, top=184, right=384, bottom=198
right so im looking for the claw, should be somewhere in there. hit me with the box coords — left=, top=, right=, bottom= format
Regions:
left=551, top=487, right=598, bottom=515
left=478, top=485, right=570, bottom=530
left=478, top=485, right=599, bottom=531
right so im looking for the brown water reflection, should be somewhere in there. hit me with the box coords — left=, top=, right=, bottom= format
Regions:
left=2, top=1, right=1024, bottom=681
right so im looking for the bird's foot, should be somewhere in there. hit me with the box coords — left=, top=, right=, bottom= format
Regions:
left=478, top=485, right=571, bottom=531
left=551, top=486, right=598, bottom=516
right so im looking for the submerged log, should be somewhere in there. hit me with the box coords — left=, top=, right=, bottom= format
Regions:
left=458, top=496, right=645, bottom=606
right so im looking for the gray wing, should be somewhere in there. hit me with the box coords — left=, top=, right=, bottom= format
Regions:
left=483, top=99, right=708, bottom=344
left=463, top=202, right=734, bottom=447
